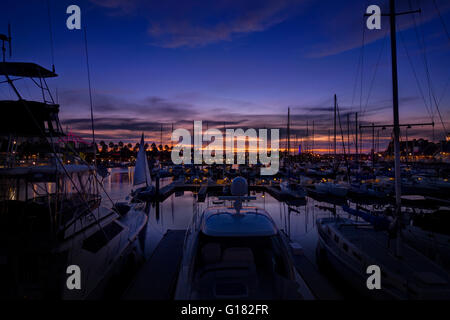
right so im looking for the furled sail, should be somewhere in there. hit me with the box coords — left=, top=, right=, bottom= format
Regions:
left=133, top=133, right=151, bottom=186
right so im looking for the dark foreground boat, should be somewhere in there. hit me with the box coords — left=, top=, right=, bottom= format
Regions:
left=0, top=40, right=148, bottom=299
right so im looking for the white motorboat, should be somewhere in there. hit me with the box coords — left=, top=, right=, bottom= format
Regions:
left=317, top=217, right=450, bottom=299
left=174, top=177, right=314, bottom=300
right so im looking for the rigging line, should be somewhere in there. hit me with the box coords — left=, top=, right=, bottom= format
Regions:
left=398, top=30, right=434, bottom=121
left=63, top=141, right=118, bottom=208
left=433, top=0, right=450, bottom=44
left=361, top=28, right=389, bottom=119
left=7, top=93, right=108, bottom=239
left=415, top=0, right=446, bottom=129
left=84, top=28, right=97, bottom=166
left=351, top=17, right=365, bottom=110
left=432, top=89, right=448, bottom=136
left=410, top=0, right=435, bottom=119
left=415, top=0, right=447, bottom=135
left=359, top=24, right=366, bottom=115
left=336, top=102, right=350, bottom=183
left=438, top=75, right=450, bottom=106
left=0, top=69, right=108, bottom=238
left=46, top=0, right=55, bottom=71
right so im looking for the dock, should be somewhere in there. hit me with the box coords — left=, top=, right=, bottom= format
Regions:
left=197, top=184, right=208, bottom=202
left=154, top=181, right=305, bottom=203
left=123, top=230, right=186, bottom=300
left=291, top=253, right=342, bottom=299
left=157, top=182, right=179, bottom=202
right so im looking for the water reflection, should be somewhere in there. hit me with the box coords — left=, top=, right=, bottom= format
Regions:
left=101, top=168, right=351, bottom=266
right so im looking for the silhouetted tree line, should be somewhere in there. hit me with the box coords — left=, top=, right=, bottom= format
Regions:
left=96, top=140, right=173, bottom=162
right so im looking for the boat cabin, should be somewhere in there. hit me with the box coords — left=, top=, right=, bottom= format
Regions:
left=178, top=206, right=303, bottom=299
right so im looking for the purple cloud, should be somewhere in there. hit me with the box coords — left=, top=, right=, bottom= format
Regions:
left=91, top=0, right=310, bottom=48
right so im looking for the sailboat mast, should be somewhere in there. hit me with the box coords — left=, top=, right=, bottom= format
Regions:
left=347, top=114, right=350, bottom=157
left=306, top=121, right=308, bottom=153
left=355, top=112, right=358, bottom=163
left=389, top=0, right=401, bottom=213
left=287, top=107, right=290, bottom=157
left=171, top=123, right=173, bottom=148
left=334, top=94, right=337, bottom=159
left=160, top=123, right=163, bottom=148
left=372, top=123, right=375, bottom=170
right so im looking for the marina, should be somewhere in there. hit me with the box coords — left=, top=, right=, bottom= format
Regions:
left=100, top=165, right=450, bottom=300
left=1, top=0, right=450, bottom=303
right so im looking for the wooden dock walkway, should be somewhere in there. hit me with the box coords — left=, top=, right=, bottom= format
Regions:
left=291, top=253, right=342, bottom=299
left=157, top=183, right=178, bottom=202
left=197, top=184, right=208, bottom=202
left=123, top=230, right=186, bottom=300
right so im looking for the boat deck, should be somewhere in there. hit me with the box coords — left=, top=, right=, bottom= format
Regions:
left=124, top=229, right=342, bottom=300
left=336, top=222, right=450, bottom=283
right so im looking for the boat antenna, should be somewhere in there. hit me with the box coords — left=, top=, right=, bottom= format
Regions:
left=0, top=22, right=12, bottom=62
left=46, top=0, right=55, bottom=72
left=84, top=28, right=97, bottom=166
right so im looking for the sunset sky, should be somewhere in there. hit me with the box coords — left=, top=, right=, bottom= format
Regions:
left=1, top=0, right=450, bottom=153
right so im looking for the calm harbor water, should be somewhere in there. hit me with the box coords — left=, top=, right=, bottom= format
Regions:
left=100, top=167, right=377, bottom=298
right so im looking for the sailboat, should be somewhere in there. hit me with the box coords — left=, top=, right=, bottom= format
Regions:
left=280, top=180, right=307, bottom=199
left=316, top=0, right=450, bottom=299
left=314, top=95, right=350, bottom=198
left=131, top=133, right=155, bottom=202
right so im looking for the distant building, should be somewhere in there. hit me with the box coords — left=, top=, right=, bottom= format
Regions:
left=385, top=138, right=438, bottom=156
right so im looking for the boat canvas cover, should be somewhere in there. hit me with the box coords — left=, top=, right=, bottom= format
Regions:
left=0, top=62, right=57, bottom=78
left=342, top=205, right=391, bottom=231
left=133, top=134, right=151, bottom=186
left=201, top=208, right=278, bottom=237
